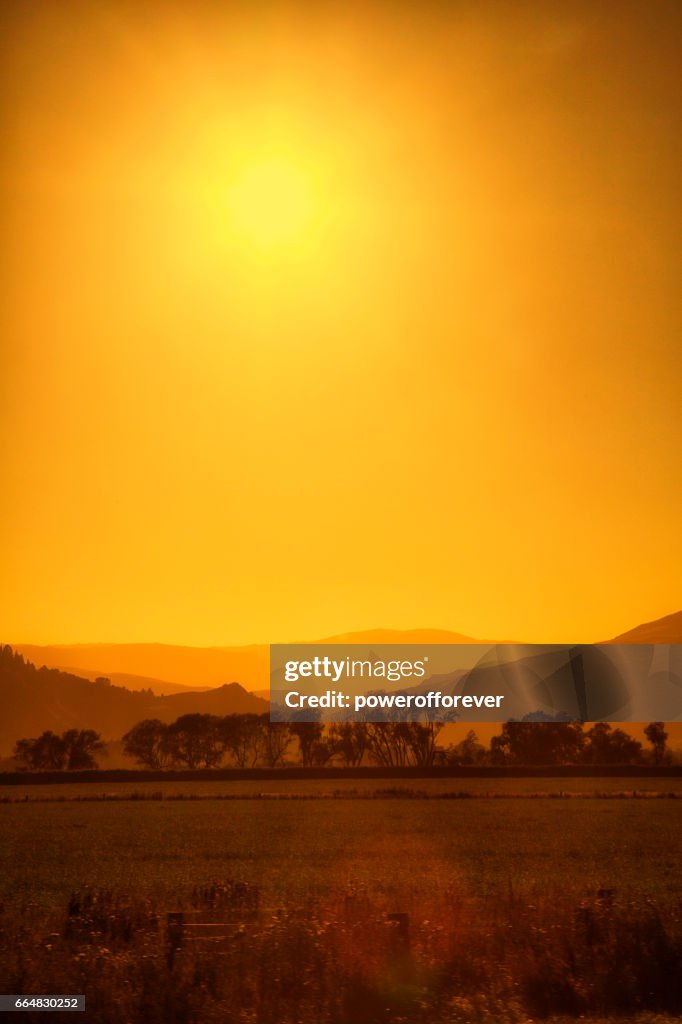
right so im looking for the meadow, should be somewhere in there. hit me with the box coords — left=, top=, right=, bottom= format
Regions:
left=0, top=778, right=681, bottom=1023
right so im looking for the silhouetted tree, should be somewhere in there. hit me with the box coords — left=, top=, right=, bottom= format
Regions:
left=644, top=722, right=669, bottom=765
left=13, top=729, right=104, bottom=770
left=405, top=722, right=443, bottom=766
left=583, top=723, right=643, bottom=765
left=490, top=722, right=585, bottom=765
left=165, top=714, right=225, bottom=768
left=365, top=723, right=397, bottom=766
left=329, top=723, right=369, bottom=766
left=257, top=716, right=291, bottom=767
left=365, top=723, right=412, bottom=766
left=61, top=729, right=105, bottom=769
left=220, top=714, right=263, bottom=768
left=443, top=729, right=487, bottom=765
left=122, top=719, right=171, bottom=768
left=308, top=735, right=336, bottom=766
left=13, top=731, right=65, bottom=770
left=290, top=717, right=325, bottom=767
left=1, top=645, right=27, bottom=671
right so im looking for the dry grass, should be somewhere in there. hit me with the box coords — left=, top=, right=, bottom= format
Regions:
left=1, top=884, right=681, bottom=1023
left=1, top=786, right=681, bottom=1022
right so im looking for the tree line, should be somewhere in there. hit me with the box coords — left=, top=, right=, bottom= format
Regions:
left=119, top=716, right=445, bottom=769
left=13, top=729, right=105, bottom=770
left=11, top=715, right=671, bottom=771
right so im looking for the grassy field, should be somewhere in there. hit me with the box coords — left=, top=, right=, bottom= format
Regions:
left=1, top=779, right=681, bottom=1023
left=1, top=790, right=681, bottom=905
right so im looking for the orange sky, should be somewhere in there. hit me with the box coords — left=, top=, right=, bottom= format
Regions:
left=1, top=0, right=680, bottom=646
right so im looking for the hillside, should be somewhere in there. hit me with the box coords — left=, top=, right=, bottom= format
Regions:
left=14, top=643, right=269, bottom=692
left=51, top=666, right=208, bottom=697
left=0, top=647, right=269, bottom=756
left=12, top=610, right=681, bottom=703
left=13, top=631, right=481, bottom=694
left=604, top=610, right=682, bottom=644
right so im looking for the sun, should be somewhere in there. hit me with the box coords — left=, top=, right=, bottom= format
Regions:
left=226, top=156, right=315, bottom=251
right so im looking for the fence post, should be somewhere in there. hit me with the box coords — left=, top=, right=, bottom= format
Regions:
left=167, top=912, right=184, bottom=967
left=387, top=912, right=410, bottom=952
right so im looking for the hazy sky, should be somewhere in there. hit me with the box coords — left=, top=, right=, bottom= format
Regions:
left=2, top=0, right=680, bottom=645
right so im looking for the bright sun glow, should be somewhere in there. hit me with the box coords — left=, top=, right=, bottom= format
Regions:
left=226, top=157, right=315, bottom=251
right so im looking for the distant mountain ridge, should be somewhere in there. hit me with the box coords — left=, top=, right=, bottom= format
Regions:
left=0, top=648, right=268, bottom=755
left=2, top=608, right=681, bottom=757
left=55, top=666, right=210, bottom=697
left=14, top=643, right=269, bottom=693
left=13, top=630, right=481, bottom=694
left=13, top=613, right=680, bottom=697
left=314, top=628, right=483, bottom=645
left=603, top=611, right=682, bottom=645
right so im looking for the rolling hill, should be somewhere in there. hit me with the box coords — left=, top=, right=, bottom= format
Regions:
left=14, top=613, right=681, bottom=699
left=603, top=610, right=682, bottom=645
left=13, top=631, right=482, bottom=695
left=0, top=647, right=268, bottom=755
left=55, top=667, right=208, bottom=696
left=7, top=611, right=680, bottom=757
left=3, top=607, right=681, bottom=759
left=13, top=643, right=269, bottom=692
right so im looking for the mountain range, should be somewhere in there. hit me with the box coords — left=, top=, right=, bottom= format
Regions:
left=13, top=614, right=681, bottom=696
left=12, top=630, right=483, bottom=696
left=4, top=611, right=680, bottom=756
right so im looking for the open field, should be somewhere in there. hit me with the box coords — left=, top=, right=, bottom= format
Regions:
left=1, top=782, right=681, bottom=1022
left=2, top=791, right=681, bottom=906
